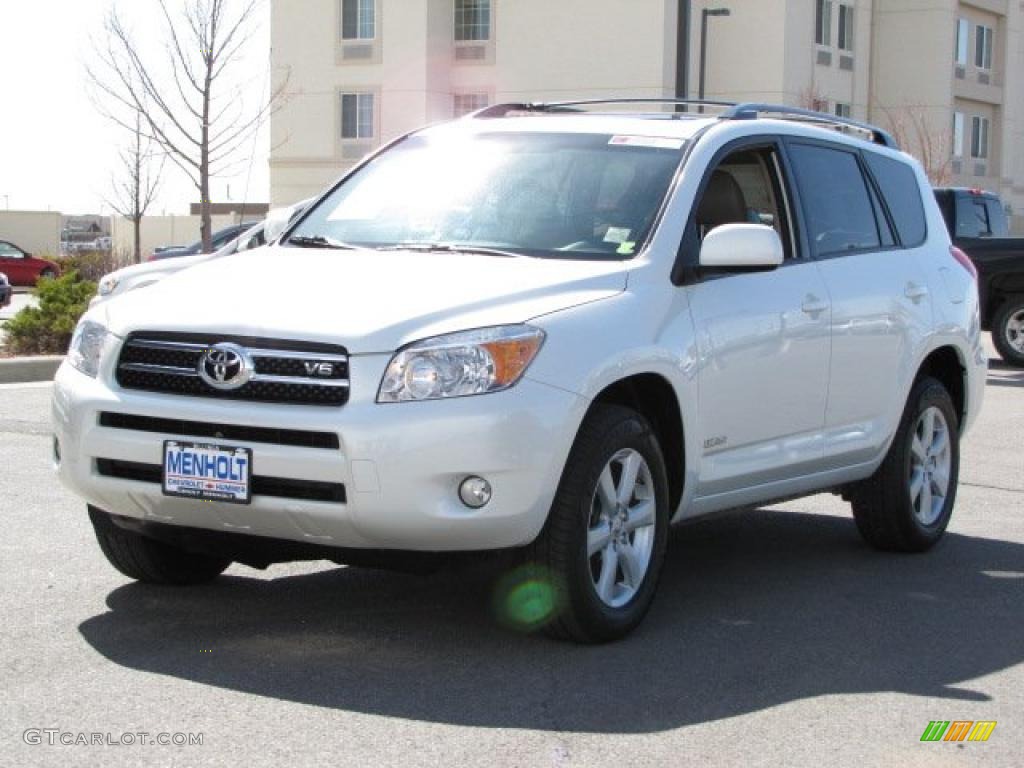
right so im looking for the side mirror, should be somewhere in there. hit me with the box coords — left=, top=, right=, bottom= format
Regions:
left=699, top=223, right=784, bottom=270
left=262, top=206, right=293, bottom=244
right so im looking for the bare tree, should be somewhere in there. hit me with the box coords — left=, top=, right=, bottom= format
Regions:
left=87, top=0, right=286, bottom=251
left=879, top=107, right=953, bottom=185
left=106, top=113, right=165, bottom=264
left=797, top=85, right=830, bottom=113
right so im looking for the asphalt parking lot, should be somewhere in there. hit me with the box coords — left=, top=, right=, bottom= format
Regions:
left=2, top=340, right=1021, bottom=768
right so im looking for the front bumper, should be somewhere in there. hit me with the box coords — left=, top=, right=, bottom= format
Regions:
left=0, top=284, right=10, bottom=308
left=52, top=356, right=587, bottom=552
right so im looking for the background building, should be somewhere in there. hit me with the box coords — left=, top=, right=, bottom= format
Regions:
left=270, top=0, right=1024, bottom=233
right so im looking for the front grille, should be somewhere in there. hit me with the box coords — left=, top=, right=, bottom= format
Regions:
left=116, top=332, right=350, bottom=406
left=99, top=412, right=340, bottom=450
left=96, top=459, right=347, bottom=504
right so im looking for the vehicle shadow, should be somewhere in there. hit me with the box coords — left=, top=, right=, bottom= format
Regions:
left=986, top=359, right=1024, bottom=388
left=78, top=509, right=1024, bottom=733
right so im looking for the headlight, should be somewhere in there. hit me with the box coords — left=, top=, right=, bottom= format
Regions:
left=378, top=325, right=545, bottom=403
left=0, top=271, right=8, bottom=285
left=67, top=320, right=111, bottom=378
left=97, top=274, right=120, bottom=296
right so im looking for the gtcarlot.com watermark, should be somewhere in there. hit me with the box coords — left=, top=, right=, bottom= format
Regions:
left=23, top=729, right=203, bottom=747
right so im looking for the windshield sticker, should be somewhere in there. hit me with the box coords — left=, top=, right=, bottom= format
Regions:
left=617, top=242, right=636, bottom=256
left=608, top=135, right=686, bottom=150
left=603, top=227, right=632, bottom=244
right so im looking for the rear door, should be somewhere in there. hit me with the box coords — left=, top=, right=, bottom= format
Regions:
left=785, top=140, right=932, bottom=466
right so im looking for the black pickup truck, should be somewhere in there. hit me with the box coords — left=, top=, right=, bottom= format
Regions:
left=934, top=188, right=1024, bottom=366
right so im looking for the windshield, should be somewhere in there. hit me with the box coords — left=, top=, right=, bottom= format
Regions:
left=288, top=131, right=686, bottom=260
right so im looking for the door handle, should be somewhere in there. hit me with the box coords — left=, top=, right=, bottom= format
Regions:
left=905, top=282, right=929, bottom=302
left=801, top=295, right=829, bottom=316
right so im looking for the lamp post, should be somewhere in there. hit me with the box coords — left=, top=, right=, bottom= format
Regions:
left=699, top=7, right=731, bottom=112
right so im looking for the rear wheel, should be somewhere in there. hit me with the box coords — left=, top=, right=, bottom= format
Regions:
left=88, top=506, right=231, bottom=585
left=992, top=297, right=1024, bottom=367
left=849, top=377, right=960, bottom=552
left=525, top=404, right=670, bottom=643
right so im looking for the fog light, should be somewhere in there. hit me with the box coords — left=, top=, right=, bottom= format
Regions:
left=459, top=476, right=492, bottom=508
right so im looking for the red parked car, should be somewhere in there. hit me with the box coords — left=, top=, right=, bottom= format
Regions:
left=0, top=240, right=59, bottom=286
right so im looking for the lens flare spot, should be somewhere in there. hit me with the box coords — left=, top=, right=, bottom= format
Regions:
left=494, top=565, right=559, bottom=631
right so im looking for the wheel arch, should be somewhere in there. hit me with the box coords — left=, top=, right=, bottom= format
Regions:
left=915, top=345, right=967, bottom=429
left=585, top=373, right=686, bottom=514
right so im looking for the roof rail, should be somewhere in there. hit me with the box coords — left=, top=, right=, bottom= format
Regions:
left=470, top=98, right=900, bottom=150
left=471, top=98, right=738, bottom=119
left=722, top=103, right=899, bottom=148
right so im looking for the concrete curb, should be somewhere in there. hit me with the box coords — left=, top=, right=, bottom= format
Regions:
left=0, top=356, right=64, bottom=384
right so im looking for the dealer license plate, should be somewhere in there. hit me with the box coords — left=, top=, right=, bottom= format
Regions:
left=162, top=440, right=252, bottom=504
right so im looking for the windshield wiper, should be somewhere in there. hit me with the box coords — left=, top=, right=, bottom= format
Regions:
left=287, top=235, right=359, bottom=250
left=376, top=242, right=521, bottom=258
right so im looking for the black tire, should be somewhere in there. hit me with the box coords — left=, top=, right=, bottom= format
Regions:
left=991, top=297, right=1024, bottom=367
left=525, top=404, right=670, bottom=643
left=88, top=506, right=231, bottom=585
left=38, top=268, right=56, bottom=281
left=849, top=377, right=960, bottom=552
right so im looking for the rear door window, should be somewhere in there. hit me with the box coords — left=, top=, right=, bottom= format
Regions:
left=863, top=153, right=927, bottom=246
left=985, top=199, right=1009, bottom=236
left=787, top=143, right=882, bottom=257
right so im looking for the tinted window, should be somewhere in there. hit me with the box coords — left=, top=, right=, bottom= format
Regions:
left=863, top=153, right=927, bottom=246
left=955, top=197, right=990, bottom=237
left=788, top=143, right=880, bottom=256
left=985, top=199, right=1009, bottom=237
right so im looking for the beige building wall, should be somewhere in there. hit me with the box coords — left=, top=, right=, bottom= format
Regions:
left=270, top=0, right=1024, bottom=231
left=111, top=215, right=239, bottom=261
left=0, top=211, right=62, bottom=257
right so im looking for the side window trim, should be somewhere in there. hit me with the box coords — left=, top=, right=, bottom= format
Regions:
left=858, top=149, right=929, bottom=249
left=672, top=135, right=801, bottom=286
left=857, top=153, right=899, bottom=247
left=782, top=136, right=895, bottom=261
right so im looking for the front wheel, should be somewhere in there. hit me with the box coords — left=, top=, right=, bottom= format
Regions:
left=38, top=268, right=56, bottom=281
left=992, top=297, right=1024, bottom=367
left=526, top=404, right=670, bottom=643
left=88, top=506, right=231, bottom=585
left=849, top=377, right=960, bottom=552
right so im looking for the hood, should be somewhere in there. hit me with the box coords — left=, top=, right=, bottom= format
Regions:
left=96, top=245, right=628, bottom=353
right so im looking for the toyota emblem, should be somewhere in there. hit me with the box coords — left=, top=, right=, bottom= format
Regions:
left=198, top=343, right=254, bottom=391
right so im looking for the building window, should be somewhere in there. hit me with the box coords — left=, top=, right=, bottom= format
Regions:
left=955, top=19, right=969, bottom=66
left=341, top=0, right=375, bottom=40
left=455, top=0, right=491, bottom=42
left=340, top=93, right=374, bottom=139
left=837, top=4, right=854, bottom=51
left=975, top=25, right=993, bottom=70
left=953, top=112, right=964, bottom=157
left=970, top=116, right=989, bottom=159
left=815, top=0, right=832, bottom=46
left=453, top=93, right=489, bottom=117
left=834, top=103, right=851, bottom=119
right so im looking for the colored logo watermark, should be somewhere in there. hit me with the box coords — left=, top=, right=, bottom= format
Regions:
left=920, top=721, right=997, bottom=742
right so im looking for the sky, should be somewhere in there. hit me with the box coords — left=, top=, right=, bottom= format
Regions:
left=0, top=0, right=271, bottom=216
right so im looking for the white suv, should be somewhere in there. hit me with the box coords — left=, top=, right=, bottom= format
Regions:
left=53, top=101, right=986, bottom=642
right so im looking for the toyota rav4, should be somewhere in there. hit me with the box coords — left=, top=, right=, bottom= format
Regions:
left=53, top=101, right=987, bottom=642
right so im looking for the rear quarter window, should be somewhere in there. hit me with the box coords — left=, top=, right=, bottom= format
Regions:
left=863, top=153, right=927, bottom=247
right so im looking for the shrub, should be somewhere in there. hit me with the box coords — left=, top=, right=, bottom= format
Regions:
left=54, top=250, right=123, bottom=283
left=3, top=271, right=97, bottom=355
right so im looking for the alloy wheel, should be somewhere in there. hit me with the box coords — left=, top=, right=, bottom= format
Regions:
left=909, top=406, right=952, bottom=526
left=586, top=448, right=657, bottom=608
